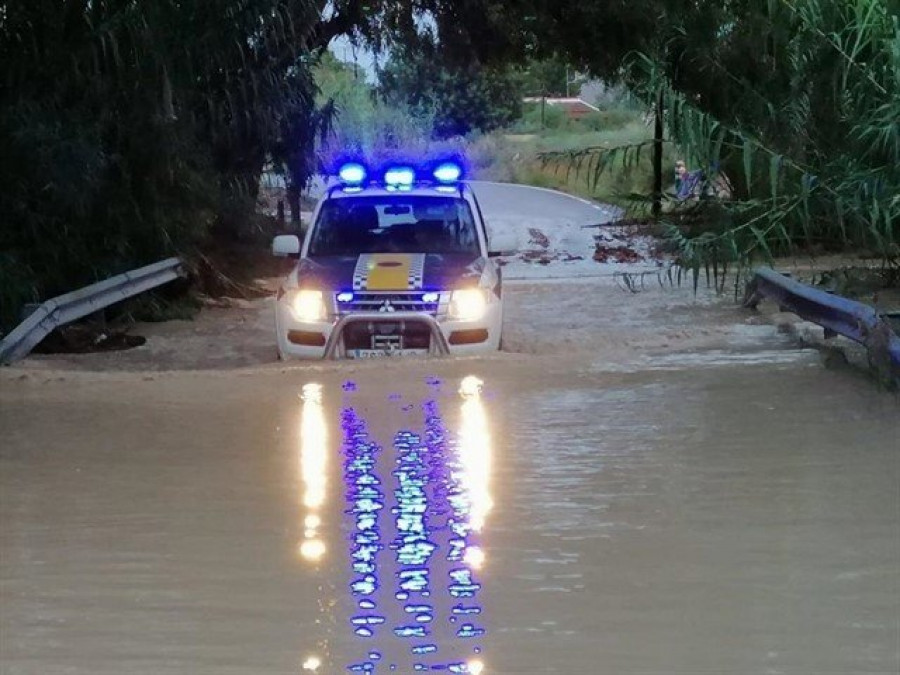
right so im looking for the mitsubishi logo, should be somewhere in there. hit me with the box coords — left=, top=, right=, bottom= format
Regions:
left=378, top=299, right=396, bottom=313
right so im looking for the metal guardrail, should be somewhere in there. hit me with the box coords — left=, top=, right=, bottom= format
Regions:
left=0, top=258, right=186, bottom=365
left=744, top=266, right=900, bottom=386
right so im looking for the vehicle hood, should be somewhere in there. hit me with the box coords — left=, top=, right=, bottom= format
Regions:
left=293, top=253, right=487, bottom=292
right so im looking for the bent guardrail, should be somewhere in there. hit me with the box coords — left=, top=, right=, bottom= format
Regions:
left=0, top=258, right=186, bottom=365
left=744, top=266, right=900, bottom=386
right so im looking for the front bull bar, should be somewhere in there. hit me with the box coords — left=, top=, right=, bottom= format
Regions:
left=322, top=312, right=451, bottom=359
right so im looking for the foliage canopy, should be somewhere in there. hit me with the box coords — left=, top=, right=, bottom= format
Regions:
left=524, top=0, right=899, bottom=271
left=0, top=0, right=333, bottom=328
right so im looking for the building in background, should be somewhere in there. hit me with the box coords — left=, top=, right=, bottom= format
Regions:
left=522, top=97, right=600, bottom=121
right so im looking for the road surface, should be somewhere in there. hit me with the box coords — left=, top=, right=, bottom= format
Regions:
left=1, top=184, right=898, bottom=674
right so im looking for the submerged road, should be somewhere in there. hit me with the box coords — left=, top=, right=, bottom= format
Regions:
left=2, top=184, right=899, bottom=674
left=1, top=359, right=897, bottom=674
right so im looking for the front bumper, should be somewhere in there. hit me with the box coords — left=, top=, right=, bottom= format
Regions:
left=324, top=313, right=450, bottom=358
left=276, top=303, right=502, bottom=360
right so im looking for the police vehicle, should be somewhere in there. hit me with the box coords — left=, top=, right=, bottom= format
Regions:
left=272, top=161, right=515, bottom=359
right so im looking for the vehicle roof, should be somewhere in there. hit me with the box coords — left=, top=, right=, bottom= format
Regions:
left=325, top=184, right=468, bottom=200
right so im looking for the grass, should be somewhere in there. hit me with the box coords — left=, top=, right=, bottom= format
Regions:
left=468, top=115, right=676, bottom=217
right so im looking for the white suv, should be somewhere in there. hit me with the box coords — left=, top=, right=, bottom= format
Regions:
left=272, top=162, right=514, bottom=359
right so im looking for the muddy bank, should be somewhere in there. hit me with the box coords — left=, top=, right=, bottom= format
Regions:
left=11, top=275, right=799, bottom=375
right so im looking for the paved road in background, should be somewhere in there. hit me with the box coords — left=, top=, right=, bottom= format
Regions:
left=2, top=185, right=898, bottom=675
left=471, top=181, right=621, bottom=226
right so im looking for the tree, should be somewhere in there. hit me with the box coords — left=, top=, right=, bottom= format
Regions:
left=313, top=51, right=377, bottom=155
left=379, top=46, right=522, bottom=138
left=0, top=0, right=337, bottom=327
left=477, top=0, right=899, bottom=266
left=518, top=56, right=587, bottom=98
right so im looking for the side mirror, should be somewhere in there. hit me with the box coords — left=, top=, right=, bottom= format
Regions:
left=272, top=234, right=300, bottom=258
left=488, top=233, right=518, bottom=257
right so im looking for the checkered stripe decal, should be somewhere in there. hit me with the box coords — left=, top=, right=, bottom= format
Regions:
left=352, top=255, right=371, bottom=291
left=407, top=255, right=425, bottom=290
left=351, top=254, right=425, bottom=290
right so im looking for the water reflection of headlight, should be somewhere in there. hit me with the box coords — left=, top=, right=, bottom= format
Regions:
left=302, top=655, right=322, bottom=671
left=467, top=659, right=485, bottom=674
left=459, top=376, right=492, bottom=533
left=459, top=375, right=484, bottom=398
left=300, top=383, right=327, bottom=562
left=299, top=539, right=326, bottom=561
left=464, top=545, right=486, bottom=569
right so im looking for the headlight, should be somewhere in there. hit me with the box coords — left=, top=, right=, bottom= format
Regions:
left=290, top=290, right=326, bottom=322
left=449, top=289, right=488, bottom=321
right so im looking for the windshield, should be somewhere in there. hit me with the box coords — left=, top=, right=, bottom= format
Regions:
left=308, top=196, right=481, bottom=256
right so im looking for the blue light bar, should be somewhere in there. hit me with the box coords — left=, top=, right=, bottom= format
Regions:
left=433, top=162, right=462, bottom=183
left=337, top=291, right=355, bottom=303
left=384, top=167, right=415, bottom=187
left=339, top=163, right=367, bottom=185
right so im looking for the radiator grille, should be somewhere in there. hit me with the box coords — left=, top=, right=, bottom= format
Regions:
left=335, top=292, right=444, bottom=317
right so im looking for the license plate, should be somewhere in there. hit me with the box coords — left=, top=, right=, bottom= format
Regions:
left=352, top=349, right=427, bottom=358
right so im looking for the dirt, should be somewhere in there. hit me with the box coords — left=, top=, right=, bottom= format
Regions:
left=17, top=292, right=279, bottom=372
left=32, top=325, right=147, bottom=354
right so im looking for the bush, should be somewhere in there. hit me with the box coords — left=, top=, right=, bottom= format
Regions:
left=513, top=102, right=568, bottom=132
left=578, top=108, right=640, bottom=132
left=466, top=134, right=521, bottom=182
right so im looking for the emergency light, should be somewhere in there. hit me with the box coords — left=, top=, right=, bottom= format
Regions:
left=433, top=162, right=462, bottom=183
left=336, top=160, right=464, bottom=186
left=338, top=163, right=367, bottom=185
left=384, top=166, right=416, bottom=187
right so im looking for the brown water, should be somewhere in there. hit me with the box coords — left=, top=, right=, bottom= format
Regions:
left=1, top=352, right=897, bottom=675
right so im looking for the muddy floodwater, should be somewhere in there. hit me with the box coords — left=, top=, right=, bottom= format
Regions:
left=1, top=347, right=897, bottom=675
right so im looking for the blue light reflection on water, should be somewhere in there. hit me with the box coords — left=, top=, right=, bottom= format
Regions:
left=342, top=406, right=387, bottom=646
left=392, top=429, right=437, bottom=638
left=338, top=377, right=490, bottom=673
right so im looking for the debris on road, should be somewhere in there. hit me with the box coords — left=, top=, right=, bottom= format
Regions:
left=516, top=222, right=661, bottom=269
left=593, top=245, right=645, bottom=264
left=527, top=228, right=551, bottom=250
